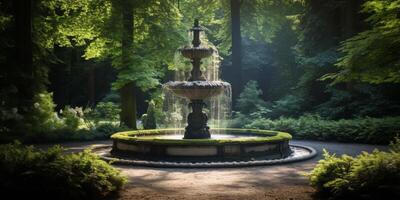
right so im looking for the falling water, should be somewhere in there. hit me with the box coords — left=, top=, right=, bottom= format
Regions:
left=162, top=32, right=232, bottom=130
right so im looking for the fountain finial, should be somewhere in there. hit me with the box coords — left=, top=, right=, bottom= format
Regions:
left=191, top=19, right=203, bottom=47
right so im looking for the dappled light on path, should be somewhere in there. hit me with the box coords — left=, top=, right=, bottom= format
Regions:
left=37, top=139, right=388, bottom=200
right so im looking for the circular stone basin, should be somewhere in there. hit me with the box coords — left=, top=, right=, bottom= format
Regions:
left=111, top=128, right=293, bottom=162
left=163, top=81, right=231, bottom=100
left=180, top=47, right=213, bottom=59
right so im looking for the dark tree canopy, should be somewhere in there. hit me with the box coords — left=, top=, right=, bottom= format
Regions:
left=0, top=0, right=399, bottom=139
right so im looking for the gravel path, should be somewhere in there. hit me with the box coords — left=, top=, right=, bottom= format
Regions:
left=36, top=140, right=388, bottom=200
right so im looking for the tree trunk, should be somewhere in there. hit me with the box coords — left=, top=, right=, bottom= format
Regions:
left=88, top=65, right=96, bottom=106
left=13, top=0, right=34, bottom=113
left=230, top=0, right=242, bottom=105
left=120, top=83, right=137, bottom=128
left=119, top=1, right=137, bottom=129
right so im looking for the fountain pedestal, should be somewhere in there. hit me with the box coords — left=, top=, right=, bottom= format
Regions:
left=184, top=100, right=210, bottom=139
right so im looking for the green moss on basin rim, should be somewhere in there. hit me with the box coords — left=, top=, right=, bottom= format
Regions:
left=111, top=128, right=292, bottom=145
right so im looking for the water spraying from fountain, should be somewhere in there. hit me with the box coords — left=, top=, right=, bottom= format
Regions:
left=163, top=19, right=232, bottom=137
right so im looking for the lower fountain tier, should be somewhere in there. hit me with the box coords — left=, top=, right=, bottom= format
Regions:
left=163, top=81, right=231, bottom=100
left=111, top=128, right=293, bottom=161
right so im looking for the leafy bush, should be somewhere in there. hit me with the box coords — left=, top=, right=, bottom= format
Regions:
left=27, top=92, right=64, bottom=133
left=237, top=115, right=400, bottom=144
left=1, top=99, right=127, bottom=143
left=89, top=123, right=128, bottom=139
left=236, top=80, right=267, bottom=115
left=308, top=138, right=400, bottom=199
left=0, top=142, right=127, bottom=200
left=88, top=102, right=121, bottom=122
left=60, top=106, right=84, bottom=131
left=267, top=95, right=305, bottom=119
left=315, top=86, right=400, bottom=119
left=24, top=123, right=128, bottom=143
left=325, top=0, right=400, bottom=84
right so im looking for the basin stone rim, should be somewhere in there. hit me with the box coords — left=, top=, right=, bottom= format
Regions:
left=92, top=144, right=317, bottom=168
left=111, top=128, right=293, bottom=145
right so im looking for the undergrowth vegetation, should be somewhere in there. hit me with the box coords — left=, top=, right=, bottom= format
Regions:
left=1, top=92, right=127, bottom=143
left=308, top=138, right=400, bottom=199
left=231, top=81, right=400, bottom=144
left=231, top=115, right=400, bottom=144
left=0, top=142, right=127, bottom=200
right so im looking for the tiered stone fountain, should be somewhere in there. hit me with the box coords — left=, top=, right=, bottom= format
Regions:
left=164, top=19, right=230, bottom=139
left=101, top=20, right=316, bottom=167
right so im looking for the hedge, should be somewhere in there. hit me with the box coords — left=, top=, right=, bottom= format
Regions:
left=241, top=116, right=400, bottom=144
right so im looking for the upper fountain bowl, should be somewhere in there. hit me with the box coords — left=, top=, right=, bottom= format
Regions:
left=180, top=47, right=213, bottom=59
left=164, top=81, right=230, bottom=100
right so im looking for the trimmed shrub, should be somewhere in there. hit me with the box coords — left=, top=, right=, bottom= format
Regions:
left=0, top=142, right=127, bottom=200
left=308, top=138, right=400, bottom=199
left=239, top=115, right=400, bottom=144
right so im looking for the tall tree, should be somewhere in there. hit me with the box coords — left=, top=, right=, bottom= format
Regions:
left=13, top=0, right=34, bottom=114
left=323, top=0, right=400, bottom=84
left=118, top=0, right=136, bottom=128
left=83, top=0, right=184, bottom=128
left=230, top=0, right=242, bottom=102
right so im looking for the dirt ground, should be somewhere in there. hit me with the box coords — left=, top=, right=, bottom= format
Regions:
left=44, top=140, right=387, bottom=200
left=116, top=163, right=316, bottom=200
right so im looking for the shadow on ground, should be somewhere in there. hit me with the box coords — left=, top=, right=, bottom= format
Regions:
left=37, top=139, right=388, bottom=200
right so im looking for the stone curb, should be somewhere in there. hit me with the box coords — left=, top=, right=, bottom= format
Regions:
left=92, top=145, right=317, bottom=168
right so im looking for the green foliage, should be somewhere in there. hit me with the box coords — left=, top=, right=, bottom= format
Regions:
left=0, top=142, right=127, bottom=200
left=309, top=150, right=355, bottom=195
left=101, top=91, right=120, bottom=104
left=236, top=80, right=267, bottom=114
left=142, top=100, right=157, bottom=129
left=241, top=0, right=302, bottom=43
left=267, top=95, right=305, bottom=118
left=83, top=0, right=185, bottom=91
left=230, top=80, right=270, bottom=127
left=27, top=92, right=63, bottom=134
left=315, top=85, right=400, bottom=119
left=1, top=96, right=126, bottom=143
left=291, top=0, right=347, bottom=115
left=236, top=115, right=400, bottom=144
left=60, top=106, right=84, bottom=131
left=308, top=138, right=400, bottom=199
left=87, top=123, right=128, bottom=141
left=232, top=82, right=305, bottom=123
left=88, top=102, right=121, bottom=123
left=324, top=0, right=400, bottom=84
